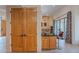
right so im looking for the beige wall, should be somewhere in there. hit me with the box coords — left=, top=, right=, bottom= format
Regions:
left=42, top=16, right=53, bottom=28
left=41, top=16, right=53, bottom=34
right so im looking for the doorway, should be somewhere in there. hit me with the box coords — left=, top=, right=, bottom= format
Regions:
left=11, top=8, right=37, bottom=52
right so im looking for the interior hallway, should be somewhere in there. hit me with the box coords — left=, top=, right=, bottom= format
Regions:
left=0, top=5, right=79, bottom=53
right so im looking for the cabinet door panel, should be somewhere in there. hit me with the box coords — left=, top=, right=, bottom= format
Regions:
left=49, top=36, right=56, bottom=49
left=23, top=8, right=37, bottom=52
left=11, top=8, right=24, bottom=52
left=42, top=37, right=49, bottom=49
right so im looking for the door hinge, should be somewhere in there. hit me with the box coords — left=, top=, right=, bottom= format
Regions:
left=10, top=33, right=12, bottom=35
left=10, top=22, right=11, bottom=24
left=10, top=11, right=12, bottom=13
left=11, top=44, right=12, bottom=46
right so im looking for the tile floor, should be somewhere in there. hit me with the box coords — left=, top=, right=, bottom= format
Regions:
left=0, top=37, right=79, bottom=53
left=0, top=36, right=7, bottom=53
left=42, top=43, right=79, bottom=53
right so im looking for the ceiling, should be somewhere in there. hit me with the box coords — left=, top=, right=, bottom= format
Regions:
left=41, top=5, right=65, bottom=16
left=0, top=5, right=65, bottom=16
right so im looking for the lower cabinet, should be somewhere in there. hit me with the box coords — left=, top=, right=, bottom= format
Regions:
left=42, top=37, right=49, bottom=49
left=49, top=36, right=57, bottom=49
left=42, top=36, right=57, bottom=49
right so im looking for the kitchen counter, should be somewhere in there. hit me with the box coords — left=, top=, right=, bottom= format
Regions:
left=42, top=35, right=57, bottom=37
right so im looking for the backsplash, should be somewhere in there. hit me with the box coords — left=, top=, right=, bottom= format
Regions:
left=41, top=16, right=53, bottom=36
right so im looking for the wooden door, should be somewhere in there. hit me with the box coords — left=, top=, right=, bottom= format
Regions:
left=11, top=8, right=37, bottom=52
left=42, top=37, right=49, bottom=49
left=11, top=8, right=24, bottom=52
left=23, top=8, right=37, bottom=52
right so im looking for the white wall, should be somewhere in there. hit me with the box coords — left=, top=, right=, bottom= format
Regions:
left=37, top=6, right=42, bottom=52
left=6, top=5, right=42, bottom=52
left=73, top=6, right=79, bottom=45
left=53, top=6, right=79, bottom=45
left=6, top=7, right=11, bottom=52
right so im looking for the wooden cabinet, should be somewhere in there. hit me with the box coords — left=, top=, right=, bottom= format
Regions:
left=42, top=36, right=57, bottom=49
left=49, top=36, right=57, bottom=49
left=11, top=8, right=37, bottom=52
left=42, top=37, right=49, bottom=49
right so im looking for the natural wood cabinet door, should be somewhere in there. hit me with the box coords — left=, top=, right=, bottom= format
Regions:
left=11, top=8, right=24, bottom=52
left=49, top=36, right=56, bottom=49
left=42, top=37, right=49, bottom=49
left=11, top=8, right=37, bottom=52
left=23, top=8, right=37, bottom=52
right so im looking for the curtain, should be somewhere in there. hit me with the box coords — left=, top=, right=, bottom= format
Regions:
left=53, top=20, right=55, bottom=35
left=66, top=11, right=72, bottom=44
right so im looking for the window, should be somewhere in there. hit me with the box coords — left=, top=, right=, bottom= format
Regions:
left=53, top=17, right=67, bottom=40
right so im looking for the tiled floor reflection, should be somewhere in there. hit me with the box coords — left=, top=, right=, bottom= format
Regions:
left=0, top=37, right=6, bottom=53
left=0, top=37, right=79, bottom=53
left=42, top=43, right=79, bottom=53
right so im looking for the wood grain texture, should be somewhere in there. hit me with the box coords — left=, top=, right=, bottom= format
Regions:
left=23, top=8, right=37, bottom=52
left=42, top=37, right=49, bottom=49
left=42, top=36, right=57, bottom=49
left=49, top=36, right=57, bottom=49
left=11, top=8, right=24, bottom=52
left=11, top=8, right=37, bottom=52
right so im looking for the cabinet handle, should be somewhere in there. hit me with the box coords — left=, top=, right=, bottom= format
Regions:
left=23, top=34, right=27, bottom=36
left=20, top=34, right=27, bottom=37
